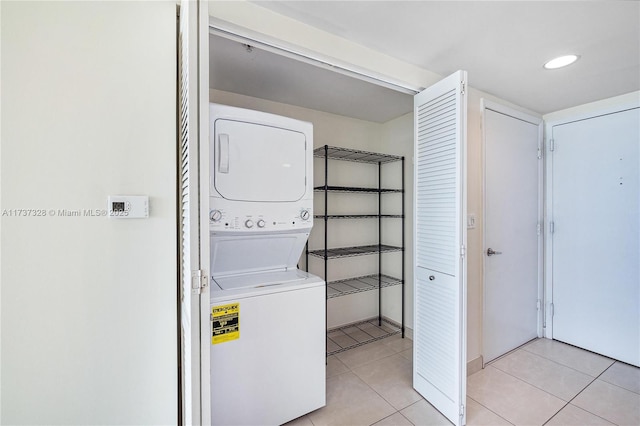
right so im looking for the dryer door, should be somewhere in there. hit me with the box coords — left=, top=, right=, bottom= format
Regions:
left=213, top=119, right=308, bottom=202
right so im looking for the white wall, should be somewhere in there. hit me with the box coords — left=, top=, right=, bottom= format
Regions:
left=1, top=2, right=177, bottom=424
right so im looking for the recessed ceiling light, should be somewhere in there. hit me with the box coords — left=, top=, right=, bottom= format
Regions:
left=544, top=55, right=580, bottom=70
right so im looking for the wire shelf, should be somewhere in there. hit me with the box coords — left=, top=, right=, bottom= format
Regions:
left=314, top=146, right=403, bottom=164
left=314, top=214, right=404, bottom=219
left=314, top=185, right=402, bottom=193
left=326, top=318, right=401, bottom=355
left=326, top=274, right=402, bottom=299
left=308, top=244, right=402, bottom=259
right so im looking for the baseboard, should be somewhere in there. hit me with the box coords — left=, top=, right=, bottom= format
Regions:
left=467, top=356, right=483, bottom=376
left=402, top=325, right=414, bottom=340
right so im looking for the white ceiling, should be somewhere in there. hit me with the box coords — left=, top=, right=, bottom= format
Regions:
left=210, top=1, right=639, bottom=120
left=209, top=34, right=413, bottom=122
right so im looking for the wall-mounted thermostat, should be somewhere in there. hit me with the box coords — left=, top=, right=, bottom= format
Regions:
left=107, top=195, right=149, bottom=219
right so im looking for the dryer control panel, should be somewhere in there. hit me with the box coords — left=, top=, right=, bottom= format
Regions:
left=209, top=199, right=313, bottom=232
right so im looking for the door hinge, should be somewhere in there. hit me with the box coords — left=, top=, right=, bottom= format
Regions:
left=460, top=404, right=465, bottom=417
left=550, top=302, right=555, bottom=318
left=537, top=299, right=541, bottom=311
left=537, top=222, right=542, bottom=236
left=460, top=244, right=466, bottom=258
left=461, top=81, right=466, bottom=95
left=550, top=221, right=555, bottom=234
left=537, top=147, right=542, bottom=159
left=549, top=138, right=555, bottom=152
left=191, top=269, right=208, bottom=294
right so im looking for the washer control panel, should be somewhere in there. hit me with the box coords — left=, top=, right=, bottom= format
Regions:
left=209, top=203, right=312, bottom=232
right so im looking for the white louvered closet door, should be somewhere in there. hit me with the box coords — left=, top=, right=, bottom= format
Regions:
left=413, top=71, right=468, bottom=426
left=178, top=1, right=210, bottom=424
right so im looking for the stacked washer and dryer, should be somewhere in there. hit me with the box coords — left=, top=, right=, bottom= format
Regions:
left=208, top=104, right=326, bottom=426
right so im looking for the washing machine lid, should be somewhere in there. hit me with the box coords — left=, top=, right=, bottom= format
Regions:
left=210, top=230, right=309, bottom=278
left=213, top=269, right=307, bottom=290
left=210, top=270, right=325, bottom=302
left=213, top=118, right=308, bottom=202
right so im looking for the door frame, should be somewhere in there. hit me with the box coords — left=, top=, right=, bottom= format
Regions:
left=481, top=99, right=544, bottom=364
left=178, top=0, right=210, bottom=424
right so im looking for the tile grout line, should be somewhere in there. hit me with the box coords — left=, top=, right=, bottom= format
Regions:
left=323, top=369, right=400, bottom=426
left=570, top=361, right=638, bottom=422
left=367, top=410, right=416, bottom=426
left=354, top=349, right=417, bottom=419
left=597, top=362, right=640, bottom=396
left=466, top=395, right=515, bottom=426
left=344, top=336, right=417, bottom=426
left=479, top=363, right=580, bottom=425
left=489, top=350, right=599, bottom=399
left=520, top=344, right=615, bottom=378
left=490, top=357, right=584, bottom=426
left=482, top=363, right=572, bottom=402
left=542, top=363, right=618, bottom=426
left=322, top=336, right=413, bottom=425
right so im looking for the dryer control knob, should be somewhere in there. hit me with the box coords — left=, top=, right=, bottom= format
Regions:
left=245, top=219, right=254, bottom=228
left=300, top=210, right=310, bottom=220
left=257, top=219, right=266, bottom=228
left=210, top=209, right=222, bottom=222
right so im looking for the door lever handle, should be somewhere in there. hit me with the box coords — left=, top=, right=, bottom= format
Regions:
left=487, top=248, right=502, bottom=256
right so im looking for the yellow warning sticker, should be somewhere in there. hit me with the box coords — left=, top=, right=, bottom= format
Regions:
left=211, top=303, right=239, bottom=345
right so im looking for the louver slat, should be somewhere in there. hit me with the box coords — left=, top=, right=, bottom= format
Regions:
left=416, top=89, right=457, bottom=276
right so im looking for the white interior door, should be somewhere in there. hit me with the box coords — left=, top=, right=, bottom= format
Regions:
left=483, top=103, right=542, bottom=363
left=178, top=1, right=210, bottom=424
left=551, top=107, right=640, bottom=367
left=414, top=70, right=467, bottom=426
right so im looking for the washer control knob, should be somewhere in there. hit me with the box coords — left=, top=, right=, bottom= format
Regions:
left=244, top=219, right=254, bottom=229
left=300, top=210, right=310, bottom=220
left=257, top=219, right=266, bottom=228
left=210, top=210, right=222, bottom=222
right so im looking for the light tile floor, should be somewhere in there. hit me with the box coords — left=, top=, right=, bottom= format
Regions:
left=286, top=337, right=640, bottom=426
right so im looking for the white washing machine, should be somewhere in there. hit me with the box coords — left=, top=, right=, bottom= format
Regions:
left=210, top=271, right=325, bottom=426
left=208, top=104, right=325, bottom=425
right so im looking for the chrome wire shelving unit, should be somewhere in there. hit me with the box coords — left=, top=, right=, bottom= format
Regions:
left=307, top=145, right=405, bottom=356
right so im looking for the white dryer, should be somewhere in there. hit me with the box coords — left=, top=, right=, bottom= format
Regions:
left=208, top=104, right=325, bottom=426
left=209, top=103, right=314, bottom=280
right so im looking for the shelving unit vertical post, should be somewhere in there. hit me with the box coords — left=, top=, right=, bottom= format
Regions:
left=378, top=161, right=382, bottom=327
